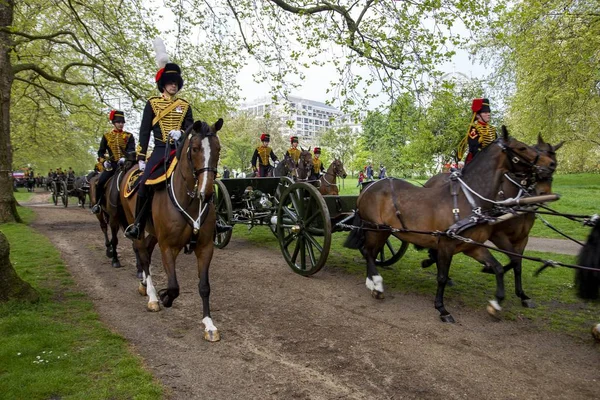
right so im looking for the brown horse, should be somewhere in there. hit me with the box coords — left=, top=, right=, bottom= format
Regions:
left=318, top=159, right=347, bottom=195
left=120, top=119, right=223, bottom=341
left=344, top=127, right=556, bottom=323
left=421, top=135, right=563, bottom=307
left=297, top=149, right=314, bottom=180
left=89, top=174, right=114, bottom=260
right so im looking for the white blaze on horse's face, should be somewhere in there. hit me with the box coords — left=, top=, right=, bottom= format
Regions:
left=199, top=136, right=211, bottom=196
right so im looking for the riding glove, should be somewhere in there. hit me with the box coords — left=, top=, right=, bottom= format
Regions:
left=169, top=130, right=182, bottom=141
left=138, top=161, right=146, bottom=171
left=118, top=158, right=126, bottom=165
left=103, top=161, right=111, bottom=169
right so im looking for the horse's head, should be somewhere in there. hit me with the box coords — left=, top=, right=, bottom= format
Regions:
left=332, top=158, right=347, bottom=179
left=531, top=134, right=563, bottom=195
left=498, top=126, right=556, bottom=181
left=297, top=150, right=313, bottom=180
left=182, top=118, right=223, bottom=200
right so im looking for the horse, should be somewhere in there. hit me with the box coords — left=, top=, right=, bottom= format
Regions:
left=73, top=175, right=91, bottom=208
left=344, top=127, right=556, bottom=323
left=296, top=149, right=313, bottom=180
left=318, top=158, right=347, bottom=195
left=272, top=153, right=297, bottom=178
left=421, top=135, right=562, bottom=307
left=89, top=174, right=114, bottom=260
left=574, top=219, right=600, bottom=341
left=120, top=119, right=223, bottom=342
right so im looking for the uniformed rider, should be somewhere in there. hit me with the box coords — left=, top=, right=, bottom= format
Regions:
left=92, top=110, right=135, bottom=214
left=285, top=136, right=301, bottom=166
left=251, top=133, right=278, bottom=177
left=459, top=98, right=497, bottom=165
left=310, top=147, right=325, bottom=180
left=124, top=62, right=193, bottom=239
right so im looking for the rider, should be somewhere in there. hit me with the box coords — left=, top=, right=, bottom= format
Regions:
left=285, top=136, right=301, bottom=166
left=251, top=133, right=278, bottom=177
left=124, top=62, right=193, bottom=239
left=310, top=147, right=325, bottom=180
left=459, top=98, right=497, bottom=165
left=91, top=110, right=135, bottom=214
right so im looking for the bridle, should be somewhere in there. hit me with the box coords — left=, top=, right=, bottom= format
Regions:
left=180, top=128, right=218, bottom=199
left=322, top=161, right=346, bottom=187
left=497, top=139, right=553, bottom=180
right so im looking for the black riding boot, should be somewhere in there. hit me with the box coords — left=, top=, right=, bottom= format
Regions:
left=91, top=193, right=104, bottom=214
left=125, top=194, right=149, bottom=240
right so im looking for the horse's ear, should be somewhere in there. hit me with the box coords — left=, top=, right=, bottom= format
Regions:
left=501, top=125, right=509, bottom=141
left=214, top=118, right=224, bottom=132
left=553, top=140, right=564, bottom=151
left=537, top=133, right=545, bottom=146
left=192, top=120, right=204, bottom=132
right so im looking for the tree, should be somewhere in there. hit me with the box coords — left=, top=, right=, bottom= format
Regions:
left=481, top=0, right=600, bottom=171
left=319, top=126, right=357, bottom=173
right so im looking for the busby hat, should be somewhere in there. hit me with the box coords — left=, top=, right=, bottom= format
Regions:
left=290, top=136, right=298, bottom=144
left=109, top=110, right=125, bottom=123
left=260, top=133, right=270, bottom=142
left=471, top=98, right=491, bottom=114
left=313, top=147, right=321, bottom=154
left=153, top=38, right=183, bottom=93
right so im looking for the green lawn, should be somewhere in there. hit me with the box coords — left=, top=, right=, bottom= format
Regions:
left=13, top=190, right=34, bottom=203
left=0, top=207, right=163, bottom=400
left=334, top=173, right=599, bottom=240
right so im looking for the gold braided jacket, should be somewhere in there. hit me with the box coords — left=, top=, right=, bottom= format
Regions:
left=287, top=147, right=301, bottom=163
left=313, top=158, right=323, bottom=174
left=256, top=146, right=273, bottom=166
left=469, top=122, right=497, bottom=149
left=149, top=97, right=190, bottom=142
left=104, top=130, right=132, bottom=161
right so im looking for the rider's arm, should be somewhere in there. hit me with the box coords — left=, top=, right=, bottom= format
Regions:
left=270, top=149, right=278, bottom=162
left=138, top=101, right=154, bottom=161
left=181, top=106, right=194, bottom=132
left=251, top=148, right=259, bottom=169
left=97, top=135, right=107, bottom=160
left=125, top=133, right=135, bottom=154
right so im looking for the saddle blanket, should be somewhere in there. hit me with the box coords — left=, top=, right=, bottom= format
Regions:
left=124, top=151, right=178, bottom=198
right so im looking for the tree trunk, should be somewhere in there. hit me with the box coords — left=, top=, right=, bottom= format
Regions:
left=0, top=1, right=38, bottom=303
left=0, top=231, right=38, bottom=302
left=0, top=0, right=20, bottom=224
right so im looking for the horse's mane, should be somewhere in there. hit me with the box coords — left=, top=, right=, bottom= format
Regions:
left=461, top=138, right=502, bottom=174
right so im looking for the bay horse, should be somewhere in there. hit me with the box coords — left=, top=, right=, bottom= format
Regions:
left=272, top=153, right=297, bottom=178
left=421, top=135, right=562, bottom=307
left=89, top=174, right=113, bottom=259
left=120, top=119, right=223, bottom=342
left=344, top=127, right=556, bottom=322
left=318, top=158, right=347, bottom=195
left=296, top=149, right=313, bottom=180
left=574, top=219, right=600, bottom=341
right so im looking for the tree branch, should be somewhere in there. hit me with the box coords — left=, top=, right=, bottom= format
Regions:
left=12, top=64, right=95, bottom=86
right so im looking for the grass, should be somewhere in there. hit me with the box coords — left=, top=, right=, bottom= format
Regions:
left=333, top=173, right=600, bottom=241
left=0, top=206, right=163, bottom=400
left=13, top=190, right=34, bottom=203
left=230, top=219, right=600, bottom=340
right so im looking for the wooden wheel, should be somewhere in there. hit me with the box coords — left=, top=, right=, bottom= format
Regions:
left=277, top=182, right=331, bottom=276
left=51, top=181, right=58, bottom=205
left=61, top=181, right=68, bottom=207
left=375, top=235, right=409, bottom=268
left=213, top=179, right=233, bottom=249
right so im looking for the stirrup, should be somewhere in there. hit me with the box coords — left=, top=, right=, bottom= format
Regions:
left=91, top=203, right=101, bottom=214
left=124, top=223, right=141, bottom=240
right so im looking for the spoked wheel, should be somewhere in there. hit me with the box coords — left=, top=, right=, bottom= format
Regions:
left=51, top=181, right=58, bottom=205
left=213, top=179, right=233, bottom=249
left=61, top=181, right=68, bottom=207
left=269, top=176, right=294, bottom=236
left=277, top=182, right=331, bottom=276
left=375, top=235, right=409, bottom=269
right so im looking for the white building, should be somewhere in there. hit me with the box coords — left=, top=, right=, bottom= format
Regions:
left=239, top=95, right=345, bottom=147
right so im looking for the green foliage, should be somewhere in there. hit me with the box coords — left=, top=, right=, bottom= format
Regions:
left=482, top=0, right=600, bottom=172
left=0, top=210, right=163, bottom=399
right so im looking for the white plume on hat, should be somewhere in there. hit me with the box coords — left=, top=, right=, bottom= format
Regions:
left=153, top=37, right=169, bottom=69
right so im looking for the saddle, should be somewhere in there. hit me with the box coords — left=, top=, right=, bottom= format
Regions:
left=124, top=150, right=178, bottom=198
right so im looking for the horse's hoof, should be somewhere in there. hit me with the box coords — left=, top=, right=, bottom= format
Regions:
left=204, top=329, right=221, bottom=342
left=447, top=278, right=455, bottom=287
left=486, top=300, right=502, bottom=319
left=421, top=259, right=434, bottom=269
left=112, top=260, right=122, bottom=268
left=138, top=283, right=147, bottom=296
left=147, top=301, right=160, bottom=312
left=521, top=299, right=536, bottom=308
left=105, top=249, right=113, bottom=258
left=592, top=324, right=600, bottom=342
left=440, top=314, right=455, bottom=323
left=136, top=271, right=143, bottom=280
left=481, top=266, right=495, bottom=274
left=371, top=290, right=385, bottom=300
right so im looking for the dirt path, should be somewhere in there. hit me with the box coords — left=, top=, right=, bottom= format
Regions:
left=26, top=194, right=600, bottom=399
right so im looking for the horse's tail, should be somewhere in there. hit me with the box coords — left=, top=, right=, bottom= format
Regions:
left=575, top=221, right=600, bottom=300
left=344, top=212, right=365, bottom=249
